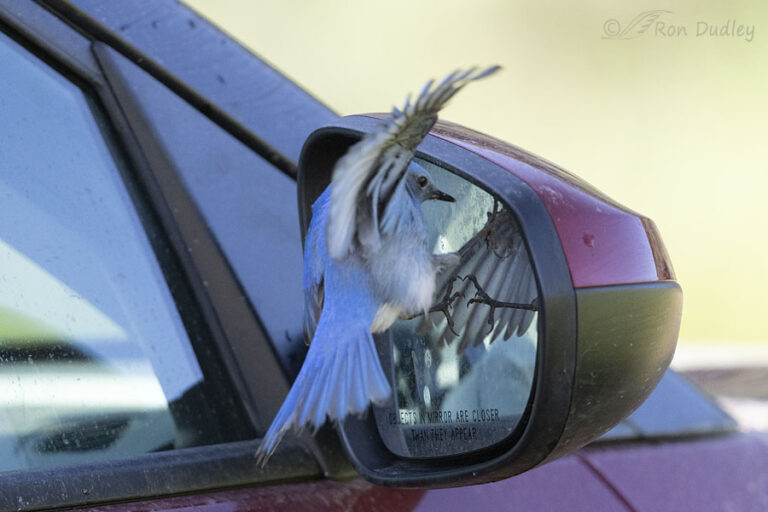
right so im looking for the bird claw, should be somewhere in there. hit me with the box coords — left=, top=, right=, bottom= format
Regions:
left=427, top=275, right=465, bottom=336
left=463, top=274, right=539, bottom=335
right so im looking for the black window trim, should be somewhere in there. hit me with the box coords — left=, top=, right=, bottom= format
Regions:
left=33, top=0, right=295, bottom=176
left=34, top=0, right=338, bottom=176
left=0, top=439, right=320, bottom=511
left=0, top=1, right=334, bottom=510
left=92, top=40, right=287, bottom=435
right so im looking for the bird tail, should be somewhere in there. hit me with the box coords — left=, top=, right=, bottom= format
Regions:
left=255, top=322, right=391, bottom=467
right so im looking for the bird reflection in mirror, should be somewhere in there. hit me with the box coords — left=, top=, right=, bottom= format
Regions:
left=423, top=198, right=539, bottom=353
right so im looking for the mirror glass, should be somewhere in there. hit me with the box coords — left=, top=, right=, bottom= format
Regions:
left=373, top=159, right=539, bottom=457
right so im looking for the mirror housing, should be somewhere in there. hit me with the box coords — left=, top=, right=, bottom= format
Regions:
left=297, top=114, right=682, bottom=487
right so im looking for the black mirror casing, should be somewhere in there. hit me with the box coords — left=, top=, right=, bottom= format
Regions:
left=297, top=115, right=682, bottom=488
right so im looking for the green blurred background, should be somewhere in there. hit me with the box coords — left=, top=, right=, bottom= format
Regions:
left=184, top=0, right=767, bottom=345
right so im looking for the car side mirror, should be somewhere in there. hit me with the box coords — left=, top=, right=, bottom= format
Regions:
left=297, top=114, right=682, bottom=487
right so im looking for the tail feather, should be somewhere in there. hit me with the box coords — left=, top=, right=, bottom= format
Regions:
left=255, top=325, right=391, bottom=467
left=351, top=341, right=369, bottom=411
left=297, top=359, right=326, bottom=427
left=362, top=329, right=391, bottom=402
left=332, top=354, right=350, bottom=420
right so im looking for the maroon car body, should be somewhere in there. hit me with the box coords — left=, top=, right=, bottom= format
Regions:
left=429, top=121, right=676, bottom=288
left=81, top=435, right=768, bottom=512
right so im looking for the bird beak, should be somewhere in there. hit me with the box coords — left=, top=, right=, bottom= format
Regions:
left=431, top=190, right=455, bottom=202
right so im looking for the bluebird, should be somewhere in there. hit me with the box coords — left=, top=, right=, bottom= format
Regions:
left=255, top=66, right=500, bottom=466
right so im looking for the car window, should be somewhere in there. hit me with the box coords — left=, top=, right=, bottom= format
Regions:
left=0, top=31, right=250, bottom=473
left=93, top=45, right=309, bottom=378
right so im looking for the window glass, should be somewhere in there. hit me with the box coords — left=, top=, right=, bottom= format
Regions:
left=96, top=52, right=307, bottom=376
left=0, top=32, right=248, bottom=472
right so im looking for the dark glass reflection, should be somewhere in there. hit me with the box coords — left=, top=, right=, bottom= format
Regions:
left=374, top=159, right=538, bottom=457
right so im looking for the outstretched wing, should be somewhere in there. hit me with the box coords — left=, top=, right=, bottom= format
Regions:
left=326, top=66, right=500, bottom=261
left=425, top=203, right=538, bottom=352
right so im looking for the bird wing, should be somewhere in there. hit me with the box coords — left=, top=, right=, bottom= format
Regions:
left=425, top=203, right=538, bottom=352
left=326, top=66, right=501, bottom=261
left=302, top=188, right=332, bottom=342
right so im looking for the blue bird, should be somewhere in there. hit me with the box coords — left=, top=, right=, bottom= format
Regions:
left=255, top=66, right=500, bottom=466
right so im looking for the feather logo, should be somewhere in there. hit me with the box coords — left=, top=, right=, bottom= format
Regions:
left=603, top=10, right=671, bottom=39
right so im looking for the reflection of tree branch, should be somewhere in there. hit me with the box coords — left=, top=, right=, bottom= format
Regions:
left=463, top=274, right=539, bottom=334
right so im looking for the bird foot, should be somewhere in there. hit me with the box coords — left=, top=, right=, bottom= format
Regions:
left=400, top=275, right=464, bottom=336
left=463, top=274, right=539, bottom=333
left=427, top=275, right=465, bottom=336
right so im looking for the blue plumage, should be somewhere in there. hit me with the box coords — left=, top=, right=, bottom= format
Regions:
left=255, top=66, right=500, bottom=466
